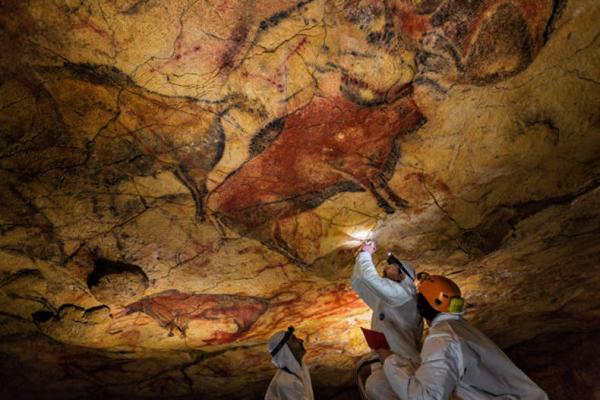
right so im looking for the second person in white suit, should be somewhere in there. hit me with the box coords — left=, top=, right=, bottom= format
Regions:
left=379, top=275, right=549, bottom=400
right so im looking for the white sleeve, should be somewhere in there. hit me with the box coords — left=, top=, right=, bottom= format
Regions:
left=351, top=252, right=412, bottom=308
left=383, top=335, right=460, bottom=400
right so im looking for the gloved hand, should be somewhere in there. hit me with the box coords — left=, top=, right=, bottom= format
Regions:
left=361, top=240, right=376, bottom=255
left=376, top=348, right=392, bottom=362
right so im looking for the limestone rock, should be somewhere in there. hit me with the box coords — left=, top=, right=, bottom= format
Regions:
left=87, top=258, right=149, bottom=304
left=0, top=0, right=598, bottom=398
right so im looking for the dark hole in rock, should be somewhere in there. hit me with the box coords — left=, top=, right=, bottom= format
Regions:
left=31, top=310, right=55, bottom=323
left=87, top=258, right=149, bottom=305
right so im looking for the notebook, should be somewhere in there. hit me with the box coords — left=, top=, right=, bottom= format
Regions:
left=360, top=327, right=390, bottom=350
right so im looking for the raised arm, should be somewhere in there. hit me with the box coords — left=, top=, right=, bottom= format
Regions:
left=351, top=250, right=413, bottom=308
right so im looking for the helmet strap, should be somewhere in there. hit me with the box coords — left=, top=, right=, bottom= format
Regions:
left=417, top=293, right=439, bottom=322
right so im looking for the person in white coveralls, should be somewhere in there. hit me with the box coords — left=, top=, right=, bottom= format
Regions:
left=378, top=274, right=549, bottom=400
left=265, top=326, right=314, bottom=400
left=352, top=240, right=423, bottom=399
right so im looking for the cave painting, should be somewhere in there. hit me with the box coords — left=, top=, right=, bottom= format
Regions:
left=311, top=0, right=555, bottom=94
left=117, top=284, right=362, bottom=345
left=206, top=0, right=555, bottom=263
left=8, top=0, right=556, bottom=267
left=0, top=0, right=594, bottom=398
left=208, top=91, right=425, bottom=263
left=386, top=0, right=556, bottom=88
left=35, top=63, right=226, bottom=222
left=122, top=289, right=270, bottom=342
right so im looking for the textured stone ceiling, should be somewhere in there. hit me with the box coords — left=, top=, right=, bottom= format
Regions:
left=0, top=0, right=599, bottom=399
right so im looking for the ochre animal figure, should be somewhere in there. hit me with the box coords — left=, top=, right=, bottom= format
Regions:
left=123, top=289, right=269, bottom=342
left=206, top=0, right=556, bottom=264
left=386, top=0, right=556, bottom=88
left=208, top=90, right=425, bottom=263
left=38, top=63, right=226, bottom=222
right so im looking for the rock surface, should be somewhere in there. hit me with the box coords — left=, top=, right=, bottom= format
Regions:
left=0, top=0, right=598, bottom=398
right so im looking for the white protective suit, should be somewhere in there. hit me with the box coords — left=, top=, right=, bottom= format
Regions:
left=265, top=331, right=314, bottom=400
left=383, top=313, right=549, bottom=400
left=352, top=251, right=423, bottom=400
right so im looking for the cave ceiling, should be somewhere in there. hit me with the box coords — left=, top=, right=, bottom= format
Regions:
left=0, top=0, right=599, bottom=399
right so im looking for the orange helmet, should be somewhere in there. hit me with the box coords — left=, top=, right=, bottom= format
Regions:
left=416, top=274, right=464, bottom=313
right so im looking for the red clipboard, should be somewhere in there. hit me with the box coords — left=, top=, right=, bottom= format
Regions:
left=361, top=327, right=390, bottom=350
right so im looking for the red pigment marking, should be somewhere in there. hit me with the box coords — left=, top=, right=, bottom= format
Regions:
left=460, top=0, right=551, bottom=54
left=210, top=94, right=424, bottom=233
left=404, top=172, right=450, bottom=193
left=118, top=330, right=141, bottom=348
left=189, top=259, right=211, bottom=277
left=237, top=39, right=306, bottom=95
left=240, top=262, right=294, bottom=282
left=239, top=284, right=364, bottom=342
left=203, top=330, right=238, bottom=345
left=171, top=44, right=203, bottom=62
left=199, top=290, right=301, bottom=345
left=434, top=179, right=450, bottom=194
left=261, top=262, right=291, bottom=279
left=285, top=36, right=308, bottom=61
left=393, top=4, right=431, bottom=40
left=270, top=290, right=302, bottom=307
left=72, top=15, right=112, bottom=42
left=404, top=172, right=426, bottom=183
left=217, top=0, right=230, bottom=13
left=511, top=0, right=554, bottom=49
left=190, top=242, right=218, bottom=255
left=237, top=245, right=267, bottom=255
left=516, top=0, right=544, bottom=20
left=295, top=286, right=363, bottom=321
left=241, top=70, right=284, bottom=92
left=123, top=290, right=269, bottom=341
left=265, top=36, right=310, bottom=92
left=237, top=38, right=304, bottom=94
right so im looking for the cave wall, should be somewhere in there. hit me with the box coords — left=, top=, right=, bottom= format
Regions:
left=0, top=0, right=599, bottom=399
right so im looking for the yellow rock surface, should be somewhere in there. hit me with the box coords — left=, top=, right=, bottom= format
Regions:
left=0, top=0, right=598, bottom=398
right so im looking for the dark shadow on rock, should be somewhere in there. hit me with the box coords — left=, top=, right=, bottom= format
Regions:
left=87, top=258, right=149, bottom=304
